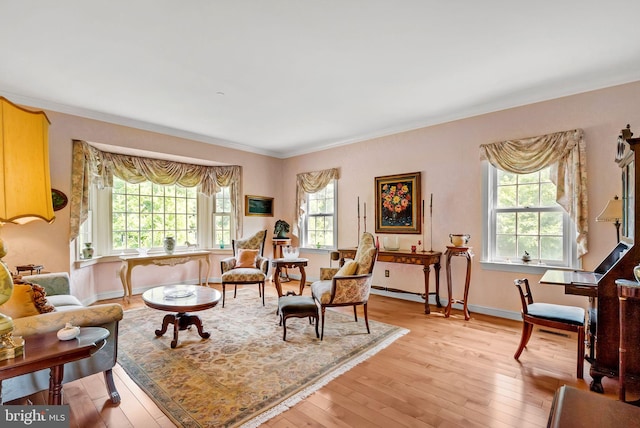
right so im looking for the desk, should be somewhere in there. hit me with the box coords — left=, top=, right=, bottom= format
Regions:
left=0, top=327, right=108, bottom=405
left=337, top=248, right=442, bottom=314
left=119, top=251, right=211, bottom=299
left=539, top=269, right=599, bottom=298
left=444, top=246, right=473, bottom=320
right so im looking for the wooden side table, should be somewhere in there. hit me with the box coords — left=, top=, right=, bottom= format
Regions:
left=272, top=258, right=308, bottom=297
left=272, top=238, right=292, bottom=282
left=0, top=327, right=109, bottom=405
left=615, top=278, right=640, bottom=402
left=445, top=246, right=473, bottom=320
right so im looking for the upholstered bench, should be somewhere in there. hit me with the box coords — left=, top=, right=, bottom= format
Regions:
left=278, top=295, right=319, bottom=341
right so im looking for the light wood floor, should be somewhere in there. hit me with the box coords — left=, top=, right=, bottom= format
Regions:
left=12, top=281, right=625, bottom=427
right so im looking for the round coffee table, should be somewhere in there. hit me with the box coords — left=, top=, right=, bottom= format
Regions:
left=142, top=285, right=222, bottom=348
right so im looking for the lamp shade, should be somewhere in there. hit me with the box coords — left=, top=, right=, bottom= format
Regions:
left=0, top=97, right=55, bottom=224
left=596, top=196, right=623, bottom=222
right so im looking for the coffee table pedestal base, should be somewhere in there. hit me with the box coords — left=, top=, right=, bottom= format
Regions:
left=155, top=312, right=211, bottom=348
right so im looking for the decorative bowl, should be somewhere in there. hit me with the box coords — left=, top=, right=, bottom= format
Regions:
left=283, top=246, right=299, bottom=259
left=383, top=236, right=399, bottom=251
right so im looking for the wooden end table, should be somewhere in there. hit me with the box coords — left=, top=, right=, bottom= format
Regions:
left=0, top=327, right=109, bottom=405
left=271, top=258, right=308, bottom=297
left=142, top=285, right=221, bottom=348
left=445, top=246, right=474, bottom=320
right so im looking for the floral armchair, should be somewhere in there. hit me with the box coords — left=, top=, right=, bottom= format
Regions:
left=310, top=232, right=378, bottom=340
left=220, top=230, right=269, bottom=307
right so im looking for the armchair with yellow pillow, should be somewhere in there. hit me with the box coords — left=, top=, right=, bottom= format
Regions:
left=310, top=232, right=378, bottom=340
left=220, top=229, right=269, bottom=307
left=0, top=272, right=123, bottom=404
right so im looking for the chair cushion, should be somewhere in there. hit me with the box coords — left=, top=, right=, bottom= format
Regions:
left=236, top=249, right=259, bottom=268
left=278, top=295, right=318, bottom=317
left=221, top=268, right=266, bottom=283
left=311, top=280, right=333, bottom=304
left=527, top=303, right=585, bottom=326
left=335, top=260, right=358, bottom=277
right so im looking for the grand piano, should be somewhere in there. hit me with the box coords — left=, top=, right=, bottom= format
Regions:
left=544, top=126, right=640, bottom=393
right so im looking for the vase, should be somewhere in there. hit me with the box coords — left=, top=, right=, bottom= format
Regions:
left=163, top=236, right=176, bottom=254
left=82, top=243, right=94, bottom=259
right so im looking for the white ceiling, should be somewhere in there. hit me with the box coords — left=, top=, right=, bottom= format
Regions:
left=2, top=1, right=640, bottom=158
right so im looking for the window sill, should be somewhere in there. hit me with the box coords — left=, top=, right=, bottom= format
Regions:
left=74, top=248, right=232, bottom=268
left=480, top=260, right=576, bottom=275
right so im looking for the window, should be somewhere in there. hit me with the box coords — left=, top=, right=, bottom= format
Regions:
left=302, top=180, right=337, bottom=249
left=212, top=186, right=232, bottom=248
left=111, top=177, right=198, bottom=251
left=484, top=164, right=577, bottom=267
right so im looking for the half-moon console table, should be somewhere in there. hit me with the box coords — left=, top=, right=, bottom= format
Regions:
left=119, top=251, right=211, bottom=299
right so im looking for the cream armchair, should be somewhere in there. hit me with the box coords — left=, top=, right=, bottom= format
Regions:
left=220, top=229, right=269, bottom=307
left=310, top=232, right=378, bottom=340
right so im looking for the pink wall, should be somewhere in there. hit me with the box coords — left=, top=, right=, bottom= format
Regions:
left=283, top=81, right=640, bottom=314
left=3, top=80, right=639, bottom=314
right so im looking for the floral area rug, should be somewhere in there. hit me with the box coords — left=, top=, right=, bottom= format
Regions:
left=118, top=288, right=408, bottom=427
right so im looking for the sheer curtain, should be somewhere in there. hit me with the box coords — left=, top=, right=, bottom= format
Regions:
left=294, top=168, right=339, bottom=236
left=479, top=129, right=588, bottom=257
left=69, top=140, right=242, bottom=242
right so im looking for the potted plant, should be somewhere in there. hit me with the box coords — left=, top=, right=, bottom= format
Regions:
left=274, top=220, right=290, bottom=238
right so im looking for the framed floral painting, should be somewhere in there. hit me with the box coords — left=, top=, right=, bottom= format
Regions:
left=375, top=172, right=421, bottom=234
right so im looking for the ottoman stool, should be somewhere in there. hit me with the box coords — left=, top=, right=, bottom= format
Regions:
left=278, top=295, right=319, bottom=341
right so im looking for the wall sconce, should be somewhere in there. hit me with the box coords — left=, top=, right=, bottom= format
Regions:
left=0, top=96, right=55, bottom=360
left=596, top=195, right=623, bottom=243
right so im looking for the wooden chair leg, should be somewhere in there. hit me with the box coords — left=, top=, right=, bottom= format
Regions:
left=577, top=326, right=585, bottom=379
left=320, top=307, right=326, bottom=341
left=261, top=282, right=265, bottom=306
left=514, top=322, right=533, bottom=359
left=364, top=303, right=370, bottom=334
left=233, top=285, right=238, bottom=298
left=222, top=284, right=226, bottom=307
left=353, top=305, right=358, bottom=322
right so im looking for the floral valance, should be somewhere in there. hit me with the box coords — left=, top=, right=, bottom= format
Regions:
left=479, top=129, right=588, bottom=257
left=69, top=140, right=241, bottom=242
left=294, top=168, right=339, bottom=236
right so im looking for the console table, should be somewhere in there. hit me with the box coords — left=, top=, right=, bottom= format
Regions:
left=119, top=251, right=211, bottom=299
left=337, top=248, right=442, bottom=314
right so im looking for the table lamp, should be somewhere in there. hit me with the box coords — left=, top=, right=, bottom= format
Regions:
left=596, top=195, right=623, bottom=243
left=0, top=96, right=55, bottom=360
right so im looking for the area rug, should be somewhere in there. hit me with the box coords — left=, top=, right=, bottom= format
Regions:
left=118, top=288, right=408, bottom=427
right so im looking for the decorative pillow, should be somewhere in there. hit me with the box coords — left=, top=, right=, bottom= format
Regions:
left=0, top=282, right=55, bottom=319
left=335, top=260, right=358, bottom=277
left=236, top=249, right=259, bottom=268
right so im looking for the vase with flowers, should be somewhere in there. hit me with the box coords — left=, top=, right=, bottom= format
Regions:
left=381, top=182, right=412, bottom=225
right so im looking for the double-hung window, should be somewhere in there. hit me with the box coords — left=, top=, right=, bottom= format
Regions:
left=301, top=180, right=337, bottom=249
left=484, top=164, right=577, bottom=268
left=212, top=186, right=232, bottom=248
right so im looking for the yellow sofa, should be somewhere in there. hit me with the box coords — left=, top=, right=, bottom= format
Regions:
left=1, top=272, right=123, bottom=404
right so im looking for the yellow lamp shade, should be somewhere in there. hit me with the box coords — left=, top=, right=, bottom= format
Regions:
left=0, top=97, right=55, bottom=224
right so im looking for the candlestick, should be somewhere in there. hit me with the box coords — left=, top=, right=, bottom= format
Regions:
left=357, top=196, right=361, bottom=243
left=430, top=193, right=433, bottom=251
left=363, top=202, right=367, bottom=233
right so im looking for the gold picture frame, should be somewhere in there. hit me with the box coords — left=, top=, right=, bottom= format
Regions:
left=375, top=172, right=421, bottom=234
left=245, top=195, right=274, bottom=217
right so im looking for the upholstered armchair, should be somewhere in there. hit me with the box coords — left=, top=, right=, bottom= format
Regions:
left=310, top=232, right=378, bottom=340
left=220, top=229, right=269, bottom=307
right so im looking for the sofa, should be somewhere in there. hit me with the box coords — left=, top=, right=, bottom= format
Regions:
left=0, top=272, right=123, bottom=404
